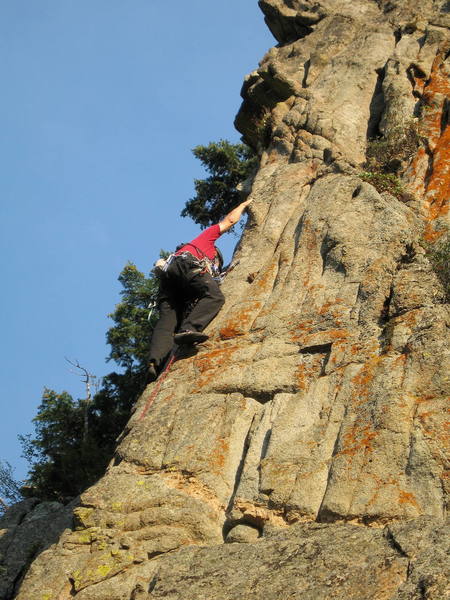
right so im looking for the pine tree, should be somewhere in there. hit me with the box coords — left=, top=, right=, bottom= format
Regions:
left=181, top=140, right=256, bottom=228
left=0, top=460, right=22, bottom=511
left=20, top=264, right=159, bottom=501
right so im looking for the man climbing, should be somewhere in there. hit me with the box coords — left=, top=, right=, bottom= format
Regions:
left=147, top=198, right=252, bottom=382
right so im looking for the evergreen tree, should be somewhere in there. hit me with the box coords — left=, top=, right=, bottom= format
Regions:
left=181, top=140, right=256, bottom=228
left=19, top=389, right=98, bottom=501
left=106, top=262, right=158, bottom=372
left=20, top=264, right=159, bottom=501
left=0, top=460, right=22, bottom=511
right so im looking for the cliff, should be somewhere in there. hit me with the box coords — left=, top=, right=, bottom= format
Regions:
left=1, top=1, right=449, bottom=598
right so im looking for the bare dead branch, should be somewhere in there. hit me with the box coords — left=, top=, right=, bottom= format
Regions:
left=64, top=357, right=98, bottom=443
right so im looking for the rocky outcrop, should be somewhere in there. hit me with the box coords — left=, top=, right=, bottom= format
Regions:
left=127, top=518, right=449, bottom=600
left=0, top=499, right=72, bottom=599
left=4, top=1, right=449, bottom=599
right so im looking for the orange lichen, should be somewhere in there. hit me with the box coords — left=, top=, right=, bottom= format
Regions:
left=338, top=424, right=379, bottom=457
left=296, top=364, right=307, bottom=391
left=417, top=411, right=436, bottom=421
left=350, top=343, right=364, bottom=355
left=398, top=490, right=421, bottom=510
left=363, top=473, right=399, bottom=510
left=192, top=345, right=245, bottom=392
left=194, top=345, right=240, bottom=374
left=210, top=437, right=229, bottom=471
left=412, top=394, right=437, bottom=404
left=318, top=301, right=334, bottom=315
left=408, top=51, right=450, bottom=241
left=318, top=298, right=345, bottom=316
left=251, top=262, right=278, bottom=293
left=332, top=353, right=398, bottom=461
left=219, top=325, right=244, bottom=340
left=291, top=326, right=349, bottom=346
left=351, top=355, right=383, bottom=403
left=295, top=353, right=327, bottom=392
left=219, top=302, right=263, bottom=339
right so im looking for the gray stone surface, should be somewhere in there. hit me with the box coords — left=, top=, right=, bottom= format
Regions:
left=6, top=1, right=450, bottom=599
left=0, top=499, right=72, bottom=599
left=225, top=523, right=261, bottom=543
left=89, top=518, right=446, bottom=600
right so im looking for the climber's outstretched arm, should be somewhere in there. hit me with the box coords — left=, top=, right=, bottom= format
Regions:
left=219, top=199, right=252, bottom=233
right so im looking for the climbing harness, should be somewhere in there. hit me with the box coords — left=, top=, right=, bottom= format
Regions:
left=154, top=243, right=221, bottom=279
left=148, top=256, right=239, bottom=320
left=178, top=243, right=218, bottom=277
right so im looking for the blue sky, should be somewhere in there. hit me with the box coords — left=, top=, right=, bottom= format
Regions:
left=0, top=1, right=273, bottom=482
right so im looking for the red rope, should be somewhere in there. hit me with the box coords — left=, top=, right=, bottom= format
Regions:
left=138, top=351, right=178, bottom=421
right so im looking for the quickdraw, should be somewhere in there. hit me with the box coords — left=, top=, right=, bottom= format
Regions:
left=214, top=259, right=240, bottom=283
left=147, top=300, right=157, bottom=321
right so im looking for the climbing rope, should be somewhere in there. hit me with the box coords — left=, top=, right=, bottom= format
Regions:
left=138, top=350, right=178, bottom=421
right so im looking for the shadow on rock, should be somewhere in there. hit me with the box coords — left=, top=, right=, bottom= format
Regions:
left=0, top=498, right=75, bottom=600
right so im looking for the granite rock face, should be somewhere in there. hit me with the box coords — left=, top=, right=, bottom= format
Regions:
left=0, top=499, right=72, bottom=599
left=5, top=1, right=449, bottom=599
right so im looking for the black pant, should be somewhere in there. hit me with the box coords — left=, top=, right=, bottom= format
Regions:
left=149, top=255, right=225, bottom=368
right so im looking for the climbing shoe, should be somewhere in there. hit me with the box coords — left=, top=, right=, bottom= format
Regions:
left=146, top=362, right=158, bottom=384
left=174, top=330, right=209, bottom=345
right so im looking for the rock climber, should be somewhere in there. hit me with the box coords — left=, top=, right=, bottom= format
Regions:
left=146, top=199, right=252, bottom=382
